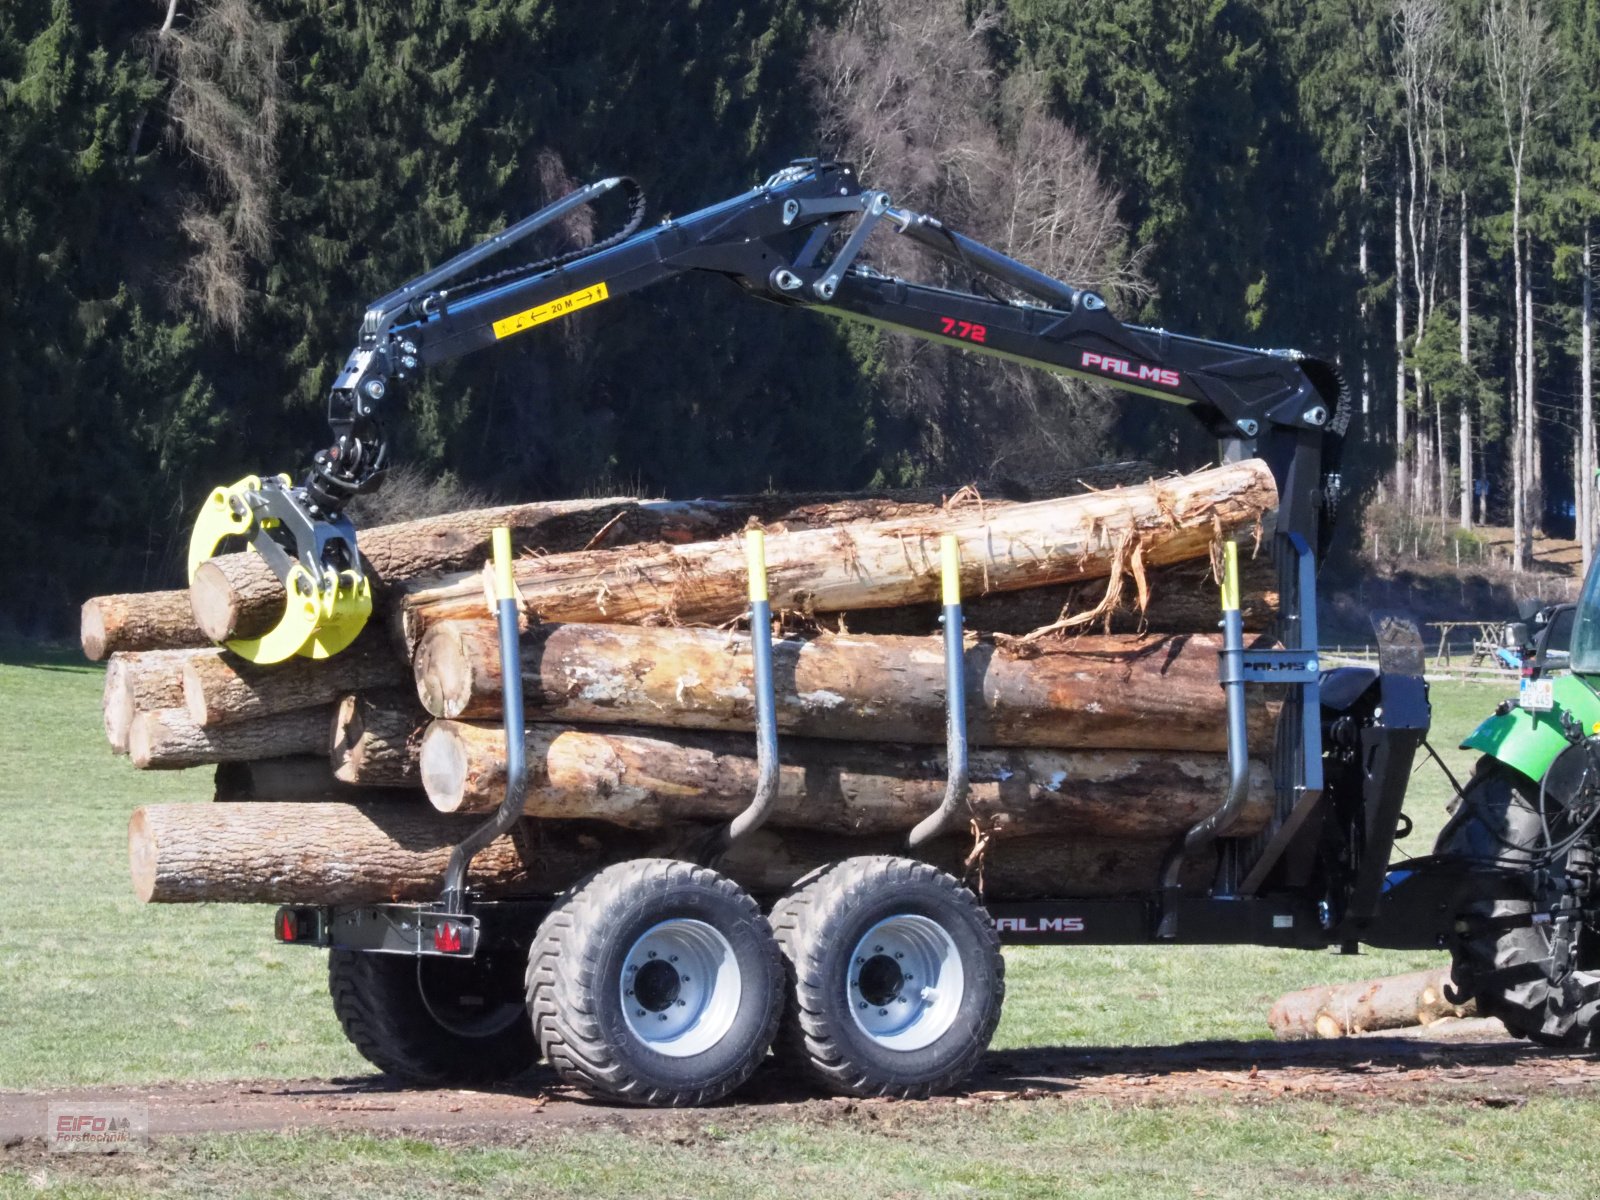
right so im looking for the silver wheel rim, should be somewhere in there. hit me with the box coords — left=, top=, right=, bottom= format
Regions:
left=619, top=919, right=742, bottom=1058
left=846, top=914, right=964, bottom=1051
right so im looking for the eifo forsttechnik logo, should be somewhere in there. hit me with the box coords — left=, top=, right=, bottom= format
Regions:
left=46, top=1102, right=148, bottom=1153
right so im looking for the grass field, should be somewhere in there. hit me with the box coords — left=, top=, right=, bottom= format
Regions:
left=3, top=646, right=1597, bottom=1198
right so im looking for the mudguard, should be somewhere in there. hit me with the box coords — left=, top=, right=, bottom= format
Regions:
left=1460, top=674, right=1600, bottom=782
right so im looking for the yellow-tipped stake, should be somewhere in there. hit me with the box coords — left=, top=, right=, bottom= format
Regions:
left=185, top=474, right=372, bottom=664
left=909, top=533, right=970, bottom=848
left=940, top=532, right=962, bottom=606
left=722, top=528, right=778, bottom=850
left=1220, top=539, right=1241, bottom=613
left=491, top=526, right=516, bottom=603
left=744, top=528, right=769, bottom=604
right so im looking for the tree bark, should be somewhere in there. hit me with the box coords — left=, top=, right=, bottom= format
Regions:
left=212, top=756, right=420, bottom=803
left=81, top=590, right=209, bottom=661
left=415, top=620, right=1277, bottom=753
left=398, top=462, right=1277, bottom=647
left=128, top=706, right=333, bottom=770
left=328, top=688, right=429, bottom=786
left=1460, top=190, right=1472, bottom=531
left=103, top=649, right=211, bottom=754
left=418, top=720, right=1272, bottom=841
left=182, top=634, right=404, bottom=726
left=1267, top=968, right=1474, bottom=1040
left=128, top=802, right=1214, bottom=905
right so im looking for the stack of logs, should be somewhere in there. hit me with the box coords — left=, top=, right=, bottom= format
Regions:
left=83, top=459, right=1286, bottom=908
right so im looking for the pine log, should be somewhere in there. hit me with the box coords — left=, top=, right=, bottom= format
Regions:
left=1266, top=968, right=1475, bottom=1040
left=415, top=621, right=1277, bottom=752
left=419, top=720, right=1272, bottom=840
left=328, top=689, right=429, bottom=786
left=212, top=756, right=422, bottom=803
left=128, top=802, right=1210, bottom=905
left=128, top=706, right=333, bottom=770
left=397, top=461, right=1278, bottom=648
left=182, top=634, right=404, bottom=727
left=81, top=590, right=209, bottom=661
left=102, top=649, right=211, bottom=754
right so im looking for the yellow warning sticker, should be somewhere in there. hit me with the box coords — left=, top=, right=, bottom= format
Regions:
left=492, top=282, right=610, bottom=339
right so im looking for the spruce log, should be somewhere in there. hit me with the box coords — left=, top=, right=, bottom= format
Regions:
left=128, top=802, right=1208, bottom=905
left=102, top=649, right=211, bottom=754
left=212, top=756, right=421, bottom=803
left=415, top=621, right=1276, bottom=752
left=128, top=706, right=333, bottom=770
left=397, top=461, right=1277, bottom=647
left=81, top=590, right=209, bottom=661
left=328, top=689, right=429, bottom=786
left=1266, top=969, right=1475, bottom=1040
left=419, top=720, right=1272, bottom=838
left=182, top=635, right=404, bottom=727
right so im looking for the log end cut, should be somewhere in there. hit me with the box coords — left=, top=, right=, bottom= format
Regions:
left=419, top=721, right=472, bottom=813
left=188, top=560, right=247, bottom=644
left=81, top=599, right=112, bottom=662
left=128, top=807, right=158, bottom=904
left=413, top=620, right=498, bottom=719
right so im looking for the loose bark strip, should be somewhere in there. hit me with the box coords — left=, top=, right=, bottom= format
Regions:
left=128, top=706, right=333, bottom=770
left=129, top=802, right=1208, bottom=905
left=420, top=720, right=1272, bottom=841
left=183, top=634, right=404, bottom=727
left=103, top=648, right=211, bottom=754
left=81, top=590, right=209, bottom=661
left=415, top=621, right=1276, bottom=752
left=328, top=688, right=430, bottom=786
left=398, top=461, right=1277, bottom=648
left=1267, top=969, right=1475, bottom=1040
left=212, top=756, right=420, bottom=803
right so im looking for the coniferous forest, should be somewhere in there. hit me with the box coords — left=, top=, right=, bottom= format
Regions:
left=4, top=0, right=1599, bottom=633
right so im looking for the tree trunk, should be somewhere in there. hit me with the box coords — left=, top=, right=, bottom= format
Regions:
left=1267, top=968, right=1475, bottom=1040
left=1584, top=224, right=1594, bottom=568
left=1527, top=249, right=1541, bottom=532
left=398, top=462, right=1278, bottom=647
left=128, top=802, right=1214, bottom=905
left=1460, top=190, right=1472, bottom=531
left=418, top=720, right=1273, bottom=840
left=81, top=590, right=209, bottom=661
left=212, top=756, right=420, bottom=803
left=128, top=706, right=333, bottom=770
left=1395, top=177, right=1409, bottom=503
left=102, top=649, right=210, bottom=754
left=182, top=634, right=404, bottom=726
left=328, top=689, right=429, bottom=786
left=415, top=620, right=1277, bottom=752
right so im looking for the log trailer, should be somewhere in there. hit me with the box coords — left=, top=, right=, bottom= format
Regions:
left=191, top=160, right=1597, bottom=1105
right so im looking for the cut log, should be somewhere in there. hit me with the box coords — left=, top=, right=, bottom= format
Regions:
left=1266, top=968, right=1475, bottom=1040
left=328, top=689, right=429, bottom=786
left=81, top=590, right=209, bottom=661
left=128, top=802, right=1209, bottom=905
left=182, top=634, right=404, bottom=727
left=128, top=706, right=332, bottom=770
left=212, top=756, right=421, bottom=804
left=415, top=621, right=1276, bottom=752
left=419, top=720, right=1272, bottom=841
left=102, top=649, right=212, bottom=754
left=398, top=461, right=1278, bottom=648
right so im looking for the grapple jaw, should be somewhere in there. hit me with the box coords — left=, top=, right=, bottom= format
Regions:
left=187, top=474, right=372, bottom=664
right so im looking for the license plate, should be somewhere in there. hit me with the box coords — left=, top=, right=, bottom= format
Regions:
left=1520, top=678, right=1555, bottom=712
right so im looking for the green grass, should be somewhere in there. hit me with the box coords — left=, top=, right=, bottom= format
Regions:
left=0, top=650, right=1509, bottom=1088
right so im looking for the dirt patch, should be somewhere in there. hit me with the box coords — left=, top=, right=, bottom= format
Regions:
left=3, top=1031, right=1597, bottom=1156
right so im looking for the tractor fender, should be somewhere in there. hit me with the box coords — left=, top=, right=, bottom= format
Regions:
left=1460, top=674, right=1600, bottom=782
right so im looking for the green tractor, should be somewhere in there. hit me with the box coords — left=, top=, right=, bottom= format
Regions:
left=1443, top=589, right=1600, bottom=1044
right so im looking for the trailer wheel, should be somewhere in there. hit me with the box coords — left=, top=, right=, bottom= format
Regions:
left=771, top=856, right=1004, bottom=1098
left=526, top=859, right=783, bottom=1106
left=328, top=946, right=536, bottom=1084
left=1435, top=760, right=1600, bottom=1047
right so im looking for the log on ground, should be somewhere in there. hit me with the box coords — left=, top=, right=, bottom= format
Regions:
left=414, top=620, right=1277, bottom=752
left=329, top=689, right=430, bottom=786
left=398, top=461, right=1277, bottom=647
left=103, top=649, right=213, bottom=754
left=129, top=803, right=1212, bottom=905
left=128, top=706, right=332, bottom=770
left=419, top=720, right=1272, bottom=840
left=1267, top=968, right=1475, bottom=1039
left=82, top=590, right=209, bottom=661
left=183, top=633, right=404, bottom=727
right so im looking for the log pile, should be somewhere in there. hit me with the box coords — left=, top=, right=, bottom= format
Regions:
left=81, top=460, right=1285, bottom=908
left=1267, top=969, right=1479, bottom=1039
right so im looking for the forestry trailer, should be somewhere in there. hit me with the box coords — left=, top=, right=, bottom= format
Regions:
left=189, top=160, right=1598, bottom=1104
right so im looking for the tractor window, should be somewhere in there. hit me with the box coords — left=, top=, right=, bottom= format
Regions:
left=1569, top=568, right=1600, bottom=675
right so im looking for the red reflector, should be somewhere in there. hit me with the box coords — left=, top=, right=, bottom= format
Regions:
left=277, top=911, right=297, bottom=942
left=433, top=922, right=462, bottom=953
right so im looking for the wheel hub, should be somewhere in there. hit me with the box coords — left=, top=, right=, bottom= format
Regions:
left=620, top=918, right=742, bottom=1058
left=846, top=914, right=964, bottom=1051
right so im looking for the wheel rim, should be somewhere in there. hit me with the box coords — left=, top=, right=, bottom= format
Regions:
left=619, top=919, right=742, bottom=1058
left=846, top=914, right=964, bottom=1051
